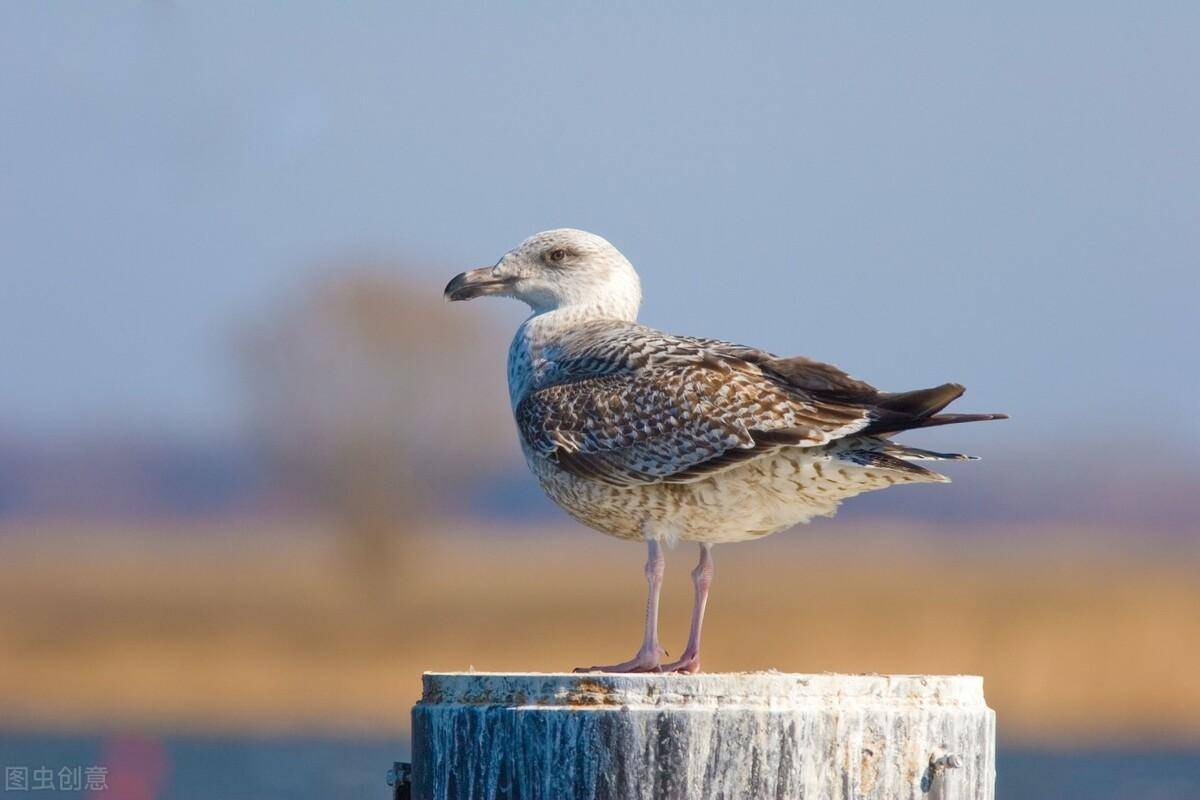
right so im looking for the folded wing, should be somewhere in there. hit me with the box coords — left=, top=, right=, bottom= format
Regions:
left=516, top=326, right=872, bottom=487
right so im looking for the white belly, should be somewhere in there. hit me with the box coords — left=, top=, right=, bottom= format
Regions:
left=526, top=441, right=933, bottom=545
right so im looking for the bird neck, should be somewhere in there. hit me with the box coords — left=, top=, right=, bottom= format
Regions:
left=526, top=285, right=642, bottom=324
left=538, top=299, right=638, bottom=323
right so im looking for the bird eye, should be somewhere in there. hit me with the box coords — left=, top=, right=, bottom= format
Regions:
left=548, top=248, right=567, bottom=263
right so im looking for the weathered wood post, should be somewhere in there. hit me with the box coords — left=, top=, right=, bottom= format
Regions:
left=411, top=672, right=995, bottom=800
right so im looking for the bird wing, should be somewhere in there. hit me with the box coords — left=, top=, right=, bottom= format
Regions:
left=516, top=322, right=873, bottom=487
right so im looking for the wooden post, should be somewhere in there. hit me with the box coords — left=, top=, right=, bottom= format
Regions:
left=411, top=672, right=995, bottom=800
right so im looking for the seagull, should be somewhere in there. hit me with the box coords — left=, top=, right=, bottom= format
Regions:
left=445, top=229, right=1006, bottom=673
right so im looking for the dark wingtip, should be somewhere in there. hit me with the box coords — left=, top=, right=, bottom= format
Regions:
left=919, top=412, right=1010, bottom=429
left=877, top=382, right=966, bottom=418
left=866, top=410, right=1009, bottom=436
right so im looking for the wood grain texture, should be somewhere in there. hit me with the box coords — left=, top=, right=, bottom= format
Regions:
left=412, top=672, right=995, bottom=800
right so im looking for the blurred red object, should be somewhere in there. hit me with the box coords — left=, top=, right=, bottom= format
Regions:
left=99, top=736, right=168, bottom=800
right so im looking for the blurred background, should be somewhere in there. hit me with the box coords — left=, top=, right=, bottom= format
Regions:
left=2, top=3, right=1198, bottom=798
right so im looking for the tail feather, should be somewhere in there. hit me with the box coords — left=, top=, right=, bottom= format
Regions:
left=883, top=443, right=978, bottom=461
left=842, top=450, right=950, bottom=482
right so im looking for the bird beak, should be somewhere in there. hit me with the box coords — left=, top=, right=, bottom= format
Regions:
left=444, top=266, right=511, bottom=302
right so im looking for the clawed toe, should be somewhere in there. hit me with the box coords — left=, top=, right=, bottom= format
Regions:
left=660, top=654, right=701, bottom=673
left=573, top=663, right=661, bottom=674
left=574, top=652, right=698, bottom=673
left=572, top=660, right=662, bottom=673
left=573, top=646, right=664, bottom=673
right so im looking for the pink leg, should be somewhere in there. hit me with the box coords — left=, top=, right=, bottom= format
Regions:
left=575, top=540, right=666, bottom=673
left=662, top=544, right=714, bottom=674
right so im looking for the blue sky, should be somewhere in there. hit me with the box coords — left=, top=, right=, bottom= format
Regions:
left=2, top=3, right=1197, bottom=444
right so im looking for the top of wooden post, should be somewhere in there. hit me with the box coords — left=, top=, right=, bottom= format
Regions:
left=419, top=671, right=986, bottom=709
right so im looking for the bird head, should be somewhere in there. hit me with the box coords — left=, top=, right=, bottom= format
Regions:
left=444, top=229, right=642, bottom=320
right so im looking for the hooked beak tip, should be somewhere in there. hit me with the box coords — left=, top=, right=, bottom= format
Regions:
left=444, top=267, right=508, bottom=302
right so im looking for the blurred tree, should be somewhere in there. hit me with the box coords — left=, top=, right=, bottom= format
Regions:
left=239, top=261, right=513, bottom=600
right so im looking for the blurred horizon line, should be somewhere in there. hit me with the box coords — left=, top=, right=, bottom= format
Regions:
left=0, top=428, right=1195, bottom=534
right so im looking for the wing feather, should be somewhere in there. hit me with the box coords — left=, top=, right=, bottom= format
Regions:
left=516, top=327, right=871, bottom=486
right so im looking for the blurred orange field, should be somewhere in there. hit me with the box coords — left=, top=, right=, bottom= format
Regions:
left=1, top=517, right=1197, bottom=745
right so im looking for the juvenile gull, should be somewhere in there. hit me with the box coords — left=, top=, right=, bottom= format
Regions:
left=445, top=229, right=1006, bottom=673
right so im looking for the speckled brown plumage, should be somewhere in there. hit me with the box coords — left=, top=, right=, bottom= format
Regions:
left=508, top=318, right=1002, bottom=543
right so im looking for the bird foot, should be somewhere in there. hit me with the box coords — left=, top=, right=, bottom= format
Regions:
left=660, top=652, right=701, bottom=673
left=573, top=644, right=664, bottom=673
